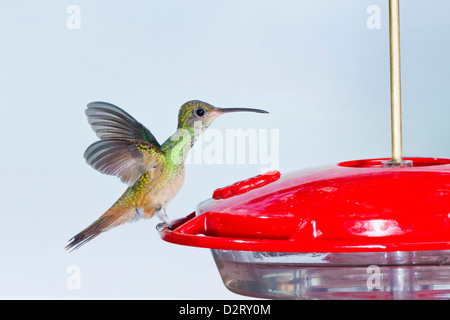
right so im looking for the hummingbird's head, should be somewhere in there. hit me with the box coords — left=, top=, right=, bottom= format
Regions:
left=177, top=100, right=268, bottom=133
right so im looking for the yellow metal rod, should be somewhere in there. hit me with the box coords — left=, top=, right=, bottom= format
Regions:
left=389, top=0, right=403, bottom=163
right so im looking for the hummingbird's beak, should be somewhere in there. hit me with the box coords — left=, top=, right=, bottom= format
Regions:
left=218, top=107, right=269, bottom=114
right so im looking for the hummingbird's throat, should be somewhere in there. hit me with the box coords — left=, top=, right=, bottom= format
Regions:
left=167, top=120, right=206, bottom=165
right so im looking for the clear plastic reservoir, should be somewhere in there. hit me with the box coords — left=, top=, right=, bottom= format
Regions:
left=211, top=249, right=450, bottom=300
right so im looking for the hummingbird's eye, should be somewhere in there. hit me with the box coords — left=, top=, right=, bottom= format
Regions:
left=195, top=108, right=205, bottom=117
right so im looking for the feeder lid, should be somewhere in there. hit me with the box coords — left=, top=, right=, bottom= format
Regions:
left=158, top=157, right=450, bottom=252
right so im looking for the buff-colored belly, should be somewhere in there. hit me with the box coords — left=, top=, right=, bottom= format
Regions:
left=144, top=165, right=185, bottom=212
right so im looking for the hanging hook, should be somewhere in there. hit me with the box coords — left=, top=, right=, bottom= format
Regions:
left=389, top=0, right=402, bottom=163
left=383, top=0, right=412, bottom=168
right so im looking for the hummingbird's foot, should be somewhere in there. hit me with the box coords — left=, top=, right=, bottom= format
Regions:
left=156, top=208, right=172, bottom=229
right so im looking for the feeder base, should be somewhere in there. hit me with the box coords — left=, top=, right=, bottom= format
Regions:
left=212, top=249, right=450, bottom=300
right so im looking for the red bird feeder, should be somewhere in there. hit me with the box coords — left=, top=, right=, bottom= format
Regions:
left=159, top=160, right=450, bottom=299
left=158, top=1, right=450, bottom=299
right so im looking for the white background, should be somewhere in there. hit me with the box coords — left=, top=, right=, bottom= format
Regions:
left=0, top=0, right=449, bottom=299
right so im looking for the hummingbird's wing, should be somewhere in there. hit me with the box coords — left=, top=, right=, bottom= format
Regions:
left=84, top=102, right=164, bottom=185
left=84, top=138, right=164, bottom=186
left=85, top=101, right=161, bottom=148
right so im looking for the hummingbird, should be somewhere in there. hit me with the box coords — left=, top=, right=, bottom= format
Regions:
left=66, top=100, right=268, bottom=250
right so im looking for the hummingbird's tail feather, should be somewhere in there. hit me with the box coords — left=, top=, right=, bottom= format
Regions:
left=65, top=205, right=143, bottom=251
